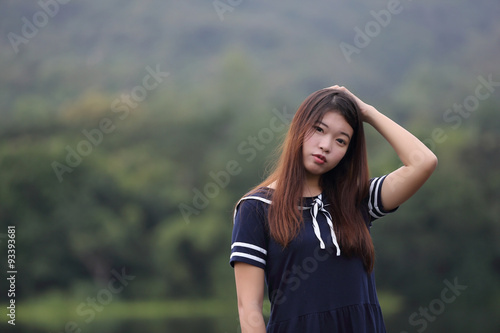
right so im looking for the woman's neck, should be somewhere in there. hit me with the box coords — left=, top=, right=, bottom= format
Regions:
left=267, top=179, right=322, bottom=198
left=303, top=175, right=322, bottom=197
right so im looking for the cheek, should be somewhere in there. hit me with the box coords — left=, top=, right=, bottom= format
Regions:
left=331, top=148, right=349, bottom=164
left=303, top=135, right=316, bottom=150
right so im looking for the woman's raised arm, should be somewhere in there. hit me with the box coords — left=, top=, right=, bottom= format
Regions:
left=332, top=85, right=438, bottom=211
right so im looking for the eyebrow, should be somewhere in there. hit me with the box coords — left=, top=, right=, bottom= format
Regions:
left=316, top=121, right=352, bottom=140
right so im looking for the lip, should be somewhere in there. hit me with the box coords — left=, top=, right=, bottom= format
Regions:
left=312, top=154, right=327, bottom=164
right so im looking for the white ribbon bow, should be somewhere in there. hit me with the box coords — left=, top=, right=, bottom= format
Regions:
left=310, top=194, right=341, bottom=256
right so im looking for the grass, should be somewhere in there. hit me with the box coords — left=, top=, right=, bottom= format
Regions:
left=5, top=289, right=403, bottom=330
left=5, top=295, right=236, bottom=330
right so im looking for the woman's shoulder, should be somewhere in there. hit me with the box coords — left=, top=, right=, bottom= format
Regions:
left=233, top=187, right=273, bottom=227
left=237, top=187, right=274, bottom=208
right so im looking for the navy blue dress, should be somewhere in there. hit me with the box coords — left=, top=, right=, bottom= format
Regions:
left=230, top=176, right=397, bottom=333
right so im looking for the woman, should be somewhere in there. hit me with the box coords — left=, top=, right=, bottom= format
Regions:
left=230, top=86, right=437, bottom=332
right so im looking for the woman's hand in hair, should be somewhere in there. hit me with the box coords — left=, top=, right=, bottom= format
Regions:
left=327, top=85, right=376, bottom=122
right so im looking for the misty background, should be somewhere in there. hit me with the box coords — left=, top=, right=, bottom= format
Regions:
left=0, top=0, right=499, bottom=332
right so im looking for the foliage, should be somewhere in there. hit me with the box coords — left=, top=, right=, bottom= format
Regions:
left=0, top=0, right=499, bottom=332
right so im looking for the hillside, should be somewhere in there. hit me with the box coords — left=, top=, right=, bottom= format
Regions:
left=0, top=1, right=499, bottom=332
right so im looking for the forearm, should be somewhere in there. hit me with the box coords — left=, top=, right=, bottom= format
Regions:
left=364, top=107, right=437, bottom=171
left=364, top=107, right=437, bottom=209
left=332, top=84, right=437, bottom=170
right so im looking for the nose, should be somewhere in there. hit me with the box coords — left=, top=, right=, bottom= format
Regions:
left=319, top=138, right=331, bottom=153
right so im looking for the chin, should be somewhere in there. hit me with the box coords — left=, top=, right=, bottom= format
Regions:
left=306, top=166, right=328, bottom=176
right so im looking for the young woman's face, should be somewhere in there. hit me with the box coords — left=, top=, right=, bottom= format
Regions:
left=302, top=111, right=354, bottom=177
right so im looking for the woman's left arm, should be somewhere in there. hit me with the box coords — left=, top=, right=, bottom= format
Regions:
left=335, top=86, right=438, bottom=211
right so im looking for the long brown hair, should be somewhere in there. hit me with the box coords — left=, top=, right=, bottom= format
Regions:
left=250, top=88, right=374, bottom=272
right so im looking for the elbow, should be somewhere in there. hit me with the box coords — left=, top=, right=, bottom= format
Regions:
left=429, top=151, right=438, bottom=170
left=409, top=149, right=438, bottom=179
left=237, top=302, right=265, bottom=331
left=423, top=151, right=438, bottom=176
left=237, top=299, right=247, bottom=314
left=237, top=300, right=262, bottom=317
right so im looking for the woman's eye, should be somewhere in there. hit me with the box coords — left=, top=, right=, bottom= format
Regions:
left=337, top=139, right=347, bottom=145
left=314, top=126, right=323, bottom=133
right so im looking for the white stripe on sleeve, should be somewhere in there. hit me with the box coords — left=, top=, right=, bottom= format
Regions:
left=230, top=252, right=266, bottom=265
left=231, top=242, right=267, bottom=255
left=369, top=175, right=387, bottom=219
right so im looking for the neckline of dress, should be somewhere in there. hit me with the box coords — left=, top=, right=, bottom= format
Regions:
left=260, top=186, right=324, bottom=201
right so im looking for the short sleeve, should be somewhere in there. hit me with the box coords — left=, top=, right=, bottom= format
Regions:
left=367, top=175, right=398, bottom=221
left=230, top=198, right=269, bottom=270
